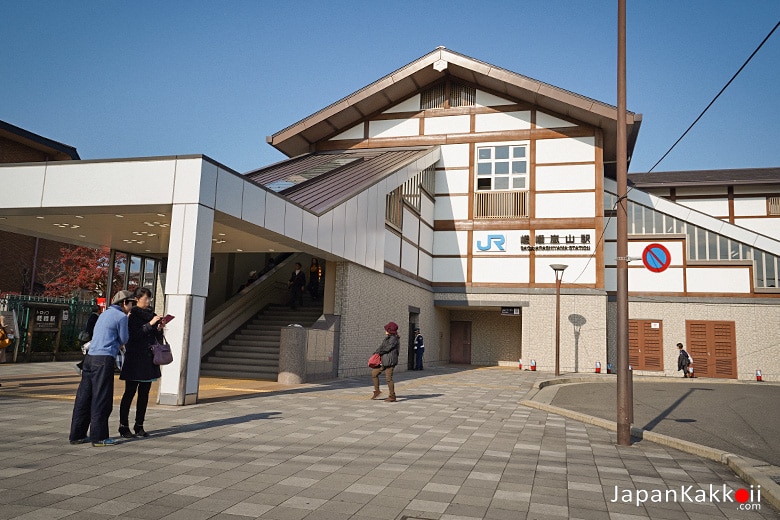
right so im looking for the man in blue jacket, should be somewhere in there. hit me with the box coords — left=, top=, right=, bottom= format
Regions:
left=69, top=290, right=135, bottom=447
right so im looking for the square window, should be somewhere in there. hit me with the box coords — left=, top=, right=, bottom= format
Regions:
left=511, top=161, right=526, bottom=174
left=513, top=147, right=526, bottom=158
left=494, top=177, right=509, bottom=190
left=477, top=163, right=492, bottom=175
left=478, top=148, right=492, bottom=160
left=495, top=162, right=509, bottom=175
left=495, top=146, right=509, bottom=160
left=477, top=178, right=492, bottom=190
left=512, top=178, right=526, bottom=189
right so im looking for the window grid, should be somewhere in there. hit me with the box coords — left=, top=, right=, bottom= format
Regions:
left=476, top=144, right=528, bottom=191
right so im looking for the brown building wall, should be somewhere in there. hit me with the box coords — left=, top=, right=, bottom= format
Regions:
left=0, top=135, right=54, bottom=163
left=0, top=133, right=75, bottom=294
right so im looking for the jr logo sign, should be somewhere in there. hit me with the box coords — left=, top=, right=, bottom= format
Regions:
left=476, top=234, right=506, bottom=252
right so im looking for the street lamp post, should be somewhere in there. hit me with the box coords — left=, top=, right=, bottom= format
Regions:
left=550, top=264, right=568, bottom=377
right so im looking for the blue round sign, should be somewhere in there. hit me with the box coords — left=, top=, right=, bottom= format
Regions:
left=642, top=243, right=671, bottom=273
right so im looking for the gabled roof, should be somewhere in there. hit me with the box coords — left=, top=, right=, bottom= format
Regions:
left=629, top=167, right=780, bottom=187
left=245, top=146, right=438, bottom=215
left=267, top=47, right=641, bottom=167
left=0, top=119, right=80, bottom=161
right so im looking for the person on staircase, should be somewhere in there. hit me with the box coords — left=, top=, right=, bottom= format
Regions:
left=288, top=262, right=306, bottom=310
left=308, top=258, right=321, bottom=301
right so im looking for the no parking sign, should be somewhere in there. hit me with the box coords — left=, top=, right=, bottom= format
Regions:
left=642, top=243, right=671, bottom=273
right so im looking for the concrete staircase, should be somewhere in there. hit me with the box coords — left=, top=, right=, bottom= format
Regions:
left=200, top=302, right=323, bottom=380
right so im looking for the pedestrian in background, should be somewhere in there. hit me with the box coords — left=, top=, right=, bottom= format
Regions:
left=371, top=321, right=399, bottom=402
left=118, top=287, right=163, bottom=439
left=288, top=262, right=306, bottom=309
left=413, top=326, right=424, bottom=370
left=308, top=258, right=321, bottom=300
left=677, top=342, right=692, bottom=378
left=69, top=290, right=136, bottom=447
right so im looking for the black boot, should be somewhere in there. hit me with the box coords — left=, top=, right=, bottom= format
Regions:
left=134, top=424, right=149, bottom=437
left=118, top=425, right=135, bottom=438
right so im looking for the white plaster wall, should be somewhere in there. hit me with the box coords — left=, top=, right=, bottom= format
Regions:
left=401, top=240, right=418, bottom=274
left=472, top=257, right=529, bottom=283
left=421, top=196, right=435, bottom=225
left=474, top=111, right=531, bottom=132
left=366, top=185, right=381, bottom=271
left=284, top=204, right=304, bottom=243
left=331, top=124, right=364, bottom=140
left=476, top=90, right=513, bottom=107
left=433, top=230, right=468, bottom=256
left=402, top=208, right=420, bottom=243
left=629, top=267, right=684, bottom=292
left=536, top=136, right=595, bottom=164
left=435, top=169, right=469, bottom=194
left=433, top=257, right=468, bottom=283
left=733, top=197, right=769, bottom=217
left=434, top=195, right=469, bottom=220
left=354, top=192, right=368, bottom=267
left=734, top=217, right=780, bottom=238
left=343, top=198, right=358, bottom=262
left=536, top=112, right=576, bottom=128
left=535, top=192, right=595, bottom=218
left=368, top=118, right=418, bottom=138
left=419, top=222, right=434, bottom=253
left=687, top=267, right=751, bottom=293
left=438, top=143, right=470, bottom=167
left=385, top=229, right=401, bottom=266
left=176, top=158, right=217, bottom=206
left=535, top=257, right=596, bottom=284
left=383, top=94, right=421, bottom=113
left=677, top=198, right=729, bottom=216
left=628, top=241, right=685, bottom=266
left=472, top=229, right=529, bottom=255
left=302, top=211, right=318, bottom=247
left=424, top=115, right=470, bottom=135
left=419, top=251, right=433, bottom=281
left=166, top=203, right=214, bottom=297
left=536, top=164, right=596, bottom=191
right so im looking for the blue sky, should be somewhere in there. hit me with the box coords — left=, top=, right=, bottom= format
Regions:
left=2, top=1, right=779, bottom=174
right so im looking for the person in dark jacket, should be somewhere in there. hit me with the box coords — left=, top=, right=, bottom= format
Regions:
left=676, top=342, right=692, bottom=378
left=288, top=262, right=306, bottom=309
left=371, top=321, right=400, bottom=402
left=118, top=287, right=163, bottom=438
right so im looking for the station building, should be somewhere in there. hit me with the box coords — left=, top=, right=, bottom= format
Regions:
left=1, top=48, right=778, bottom=405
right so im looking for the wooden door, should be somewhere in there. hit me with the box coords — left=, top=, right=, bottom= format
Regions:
left=450, top=321, right=472, bottom=364
left=686, top=320, right=737, bottom=378
left=628, top=319, right=664, bottom=371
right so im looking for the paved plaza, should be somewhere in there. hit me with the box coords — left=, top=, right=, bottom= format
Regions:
left=0, top=363, right=778, bottom=519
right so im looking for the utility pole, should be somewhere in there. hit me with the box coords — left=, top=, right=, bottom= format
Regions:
left=616, top=0, right=632, bottom=446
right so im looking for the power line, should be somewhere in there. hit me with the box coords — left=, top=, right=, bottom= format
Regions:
left=648, top=20, right=780, bottom=173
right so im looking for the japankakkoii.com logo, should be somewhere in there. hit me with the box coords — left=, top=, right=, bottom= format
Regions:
left=611, top=484, right=761, bottom=511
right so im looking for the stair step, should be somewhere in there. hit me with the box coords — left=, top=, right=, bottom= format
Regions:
left=200, top=369, right=278, bottom=381
left=203, top=358, right=278, bottom=368
left=211, top=352, right=279, bottom=360
left=221, top=344, right=279, bottom=352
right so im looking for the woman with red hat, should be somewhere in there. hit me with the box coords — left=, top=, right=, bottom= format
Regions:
left=371, top=322, right=400, bottom=402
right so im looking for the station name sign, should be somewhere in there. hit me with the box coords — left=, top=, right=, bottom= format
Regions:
left=473, top=230, right=594, bottom=255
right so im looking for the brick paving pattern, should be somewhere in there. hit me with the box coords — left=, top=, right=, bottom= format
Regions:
left=0, top=365, right=777, bottom=519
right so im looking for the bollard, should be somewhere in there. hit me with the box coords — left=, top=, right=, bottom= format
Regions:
left=518, top=359, right=522, bottom=370
left=688, top=365, right=694, bottom=378
left=606, top=363, right=613, bottom=374
left=595, top=361, right=601, bottom=374
left=756, top=370, right=763, bottom=382
left=530, top=359, right=537, bottom=371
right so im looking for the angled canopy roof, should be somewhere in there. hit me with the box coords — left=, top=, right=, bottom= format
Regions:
left=267, top=47, right=641, bottom=168
left=246, top=146, right=438, bottom=215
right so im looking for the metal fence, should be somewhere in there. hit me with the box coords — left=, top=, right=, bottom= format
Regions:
left=0, top=295, right=96, bottom=361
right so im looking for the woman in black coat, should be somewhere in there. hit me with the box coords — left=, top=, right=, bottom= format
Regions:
left=118, top=287, right=163, bottom=438
left=371, top=322, right=400, bottom=402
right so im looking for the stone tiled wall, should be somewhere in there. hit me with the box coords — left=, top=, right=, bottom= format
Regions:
left=612, top=299, right=780, bottom=382
left=334, top=261, right=446, bottom=378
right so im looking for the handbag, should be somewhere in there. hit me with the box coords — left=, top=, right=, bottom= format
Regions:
left=78, top=330, right=92, bottom=342
left=116, top=346, right=125, bottom=370
left=151, top=337, right=173, bottom=365
left=368, top=353, right=381, bottom=369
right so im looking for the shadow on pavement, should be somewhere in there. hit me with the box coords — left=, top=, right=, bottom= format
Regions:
left=131, top=411, right=283, bottom=439
left=642, top=387, right=712, bottom=431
